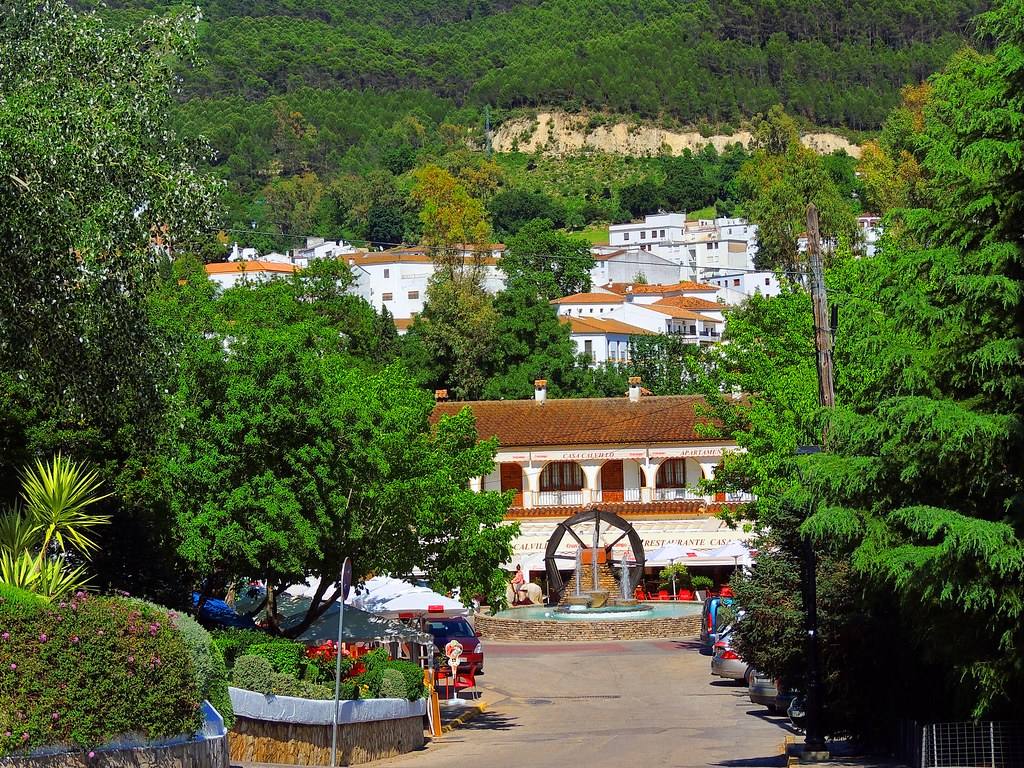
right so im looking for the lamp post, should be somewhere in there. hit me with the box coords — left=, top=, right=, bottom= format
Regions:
left=795, top=446, right=827, bottom=757
left=330, top=558, right=353, bottom=768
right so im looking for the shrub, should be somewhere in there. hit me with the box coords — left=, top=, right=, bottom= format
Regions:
left=212, top=628, right=271, bottom=668
left=246, top=639, right=304, bottom=678
left=270, top=674, right=335, bottom=700
left=232, top=654, right=276, bottom=693
left=128, top=599, right=234, bottom=727
left=360, top=647, right=389, bottom=673
left=355, top=667, right=383, bottom=698
left=691, top=575, right=714, bottom=591
left=386, top=660, right=426, bottom=700
left=0, top=593, right=202, bottom=756
left=379, top=669, right=407, bottom=699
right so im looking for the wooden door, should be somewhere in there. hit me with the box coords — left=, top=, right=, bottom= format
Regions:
left=500, top=463, right=523, bottom=507
left=601, top=460, right=624, bottom=502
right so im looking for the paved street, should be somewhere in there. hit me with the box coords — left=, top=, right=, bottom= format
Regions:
left=379, top=639, right=794, bottom=768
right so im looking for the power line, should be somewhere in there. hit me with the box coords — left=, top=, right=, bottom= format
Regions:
left=212, top=228, right=815, bottom=277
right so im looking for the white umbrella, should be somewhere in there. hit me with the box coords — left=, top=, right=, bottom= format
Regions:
left=348, top=576, right=467, bottom=619
left=646, top=543, right=700, bottom=566
left=709, top=541, right=754, bottom=566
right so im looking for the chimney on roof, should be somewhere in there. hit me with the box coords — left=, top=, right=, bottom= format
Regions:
left=435, top=389, right=448, bottom=402
left=534, top=379, right=548, bottom=404
left=628, top=376, right=642, bottom=403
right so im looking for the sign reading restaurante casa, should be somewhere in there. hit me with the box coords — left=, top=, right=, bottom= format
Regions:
left=430, top=378, right=753, bottom=563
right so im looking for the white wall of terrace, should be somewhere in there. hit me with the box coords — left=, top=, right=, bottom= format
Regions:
left=477, top=443, right=746, bottom=509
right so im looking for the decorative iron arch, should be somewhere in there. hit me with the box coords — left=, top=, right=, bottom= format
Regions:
left=544, top=507, right=646, bottom=599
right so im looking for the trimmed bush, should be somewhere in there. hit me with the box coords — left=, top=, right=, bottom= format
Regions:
left=0, top=593, right=202, bottom=756
left=212, top=628, right=272, bottom=668
left=247, top=639, right=304, bottom=677
left=270, top=674, right=335, bottom=700
left=360, top=647, right=389, bottom=672
left=232, top=654, right=276, bottom=693
left=379, top=669, right=407, bottom=699
left=386, top=659, right=426, bottom=700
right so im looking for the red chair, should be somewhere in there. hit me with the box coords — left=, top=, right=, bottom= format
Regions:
left=657, top=590, right=670, bottom=601
left=435, top=663, right=478, bottom=698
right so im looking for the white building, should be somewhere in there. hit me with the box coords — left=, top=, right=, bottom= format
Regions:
left=205, top=260, right=297, bottom=290
left=608, top=213, right=688, bottom=249
left=705, top=271, right=781, bottom=303
left=346, top=244, right=506, bottom=328
left=589, top=247, right=682, bottom=286
left=291, top=237, right=358, bottom=267
left=551, top=282, right=725, bottom=362
left=431, top=383, right=754, bottom=566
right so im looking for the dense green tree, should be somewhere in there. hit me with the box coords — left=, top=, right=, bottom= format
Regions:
left=618, top=179, right=663, bottom=218
left=738, top=123, right=859, bottom=270
left=501, top=219, right=592, bottom=299
left=149, top=259, right=515, bottom=629
left=662, top=151, right=714, bottom=212
left=487, top=189, right=562, bottom=236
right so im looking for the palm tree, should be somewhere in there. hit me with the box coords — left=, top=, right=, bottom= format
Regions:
left=0, top=455, right=110, bottom=600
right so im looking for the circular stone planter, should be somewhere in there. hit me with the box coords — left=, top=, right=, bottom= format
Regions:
left=227, top=687, right=427, bottom=766
left=475, top=607, right=701, bottom=641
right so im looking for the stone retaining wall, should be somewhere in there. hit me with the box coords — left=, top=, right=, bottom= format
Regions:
left=475, top=611, right=700, bottom=642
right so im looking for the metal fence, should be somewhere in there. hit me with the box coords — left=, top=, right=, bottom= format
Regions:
left=921, top=722, right=1024, bottom=767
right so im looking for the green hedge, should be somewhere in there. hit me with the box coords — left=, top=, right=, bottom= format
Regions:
left=0, top=593, right=202, bottom=756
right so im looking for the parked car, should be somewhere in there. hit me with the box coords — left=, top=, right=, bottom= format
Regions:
left=748, top=670, right=795, bottom=714
left=710, top=630, right=751, bottom=683
left=700, top=595, right=736, bottom=653
left=425, top=617, right=483, bottom=674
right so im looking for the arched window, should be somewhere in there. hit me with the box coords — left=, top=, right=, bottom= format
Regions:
left=656, top=459, right=690, bottom=488
left=540, top=462, right=584, bottom=492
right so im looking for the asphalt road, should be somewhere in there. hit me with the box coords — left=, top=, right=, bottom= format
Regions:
left=377, top=638, right=794, bottom=768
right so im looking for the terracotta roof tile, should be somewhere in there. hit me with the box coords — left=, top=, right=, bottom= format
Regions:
left=505, top=499, right=748, bottom=518
left=650, top=296, right=723, bottom=311
left=603, top=281, right=718, bottom=295
left=205, top=261, right=296, bottom=275
left=646, top=306, right=722, bottom=323
left=550, top=292, right=625, bottom=305
left=431, top=395, right=717, bottom=447
left=560, top=316, right=654, bottom=335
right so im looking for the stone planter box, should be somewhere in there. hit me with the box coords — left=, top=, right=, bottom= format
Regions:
left=227, top=688, right=426, bottom=766
left=1, top=702, right=228, bottom=768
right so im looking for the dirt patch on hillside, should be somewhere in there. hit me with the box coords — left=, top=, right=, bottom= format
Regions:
left=492, top=111, right=861, bottom=158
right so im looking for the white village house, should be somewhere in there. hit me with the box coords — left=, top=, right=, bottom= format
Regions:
left=431, top=380, right=753, bottom=566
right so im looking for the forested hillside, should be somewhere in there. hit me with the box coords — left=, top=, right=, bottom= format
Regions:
left=87, top=0, right=981, bottom=129
left=73, top=0, right=981, bottom=246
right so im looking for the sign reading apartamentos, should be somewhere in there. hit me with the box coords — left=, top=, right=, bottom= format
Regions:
left=522, top=446, right=726, bottom=462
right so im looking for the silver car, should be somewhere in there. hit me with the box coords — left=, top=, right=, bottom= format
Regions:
left=748, top=670, right=793, bottom=713
left=710, top=632, right=751, bottom=683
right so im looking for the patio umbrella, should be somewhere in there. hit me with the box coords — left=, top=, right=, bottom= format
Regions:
left=709, top=541, right=754, bottom=567
left=646, top=543, right=699, bottom=566
left=348, top=576, right=467, bottom=619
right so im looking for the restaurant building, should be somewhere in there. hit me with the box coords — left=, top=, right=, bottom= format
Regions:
left=431, top=379, right=753, bottom=569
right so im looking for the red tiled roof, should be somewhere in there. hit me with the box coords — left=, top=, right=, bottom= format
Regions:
left=560, top=316, right=653, bottom=335
left=431, top=395, right=718, bottom=447
left=506, top=499, right=748, bottom=518
left=205, top=261, right=296, bottom=275
left=646, top=306, right=722, bottom=323
left=650, top=296, right=723, bottom=311
left=603, top=281, right=718, bottom=295
left=550, top=292, right=625, bottom=305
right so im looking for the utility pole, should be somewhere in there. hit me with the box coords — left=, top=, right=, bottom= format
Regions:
left=799, top=202, right=834, bottom=759
left=806, top=203, right=835, bottom=410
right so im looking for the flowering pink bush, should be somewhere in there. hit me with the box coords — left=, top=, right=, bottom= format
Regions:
left=0, top=586, right=201, bottom=756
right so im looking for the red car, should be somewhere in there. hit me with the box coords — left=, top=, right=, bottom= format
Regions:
left=426, top=617, right=483, bottom=674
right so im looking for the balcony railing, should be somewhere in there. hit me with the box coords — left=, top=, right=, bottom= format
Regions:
left=725, top=491, right=755, bottom=502
left=537, top=490, right=585, bottom=506
left=624, top=487, right=641, bottom=502
left=655, top=487, right=706, bottom=501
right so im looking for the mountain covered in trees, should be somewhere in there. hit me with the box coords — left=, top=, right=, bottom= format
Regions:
left=85, top=0, right=981, bottom=131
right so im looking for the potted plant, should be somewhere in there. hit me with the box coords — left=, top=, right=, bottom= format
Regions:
left=690, top=575, right=714, bottom=598
left=658, top=564, right=693, bottom=600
